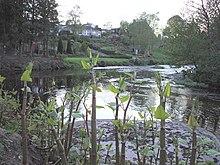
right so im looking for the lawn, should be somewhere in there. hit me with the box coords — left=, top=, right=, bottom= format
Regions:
left=152, top=49, right=172, bottom=64
left=63, top=57, right=130, bottom=65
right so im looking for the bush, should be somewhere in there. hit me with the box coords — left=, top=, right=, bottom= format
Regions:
left=57, top=39, right=63, bottom=54
left=66, top=40, right=72, bottom=54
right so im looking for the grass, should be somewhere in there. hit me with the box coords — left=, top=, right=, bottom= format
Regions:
left=152, top=48, right=172, bottom=64
left=63, top=57, right=130, bottom=65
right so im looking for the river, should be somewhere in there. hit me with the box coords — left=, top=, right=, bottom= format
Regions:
left=1, top=65, right=220, bottom=133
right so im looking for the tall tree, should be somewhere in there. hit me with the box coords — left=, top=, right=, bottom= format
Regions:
left=38, top=0, right=59, bottom=57
left=164, top=16, right=208, bottom=67
left=128, top=16, right=157, bottom=54
left=66, top=5, right=82, bottom=37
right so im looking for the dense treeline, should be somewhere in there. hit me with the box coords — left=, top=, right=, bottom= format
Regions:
left=163, top=0, right=220, bottom=87
left=0, top=0, right=59, bottom=57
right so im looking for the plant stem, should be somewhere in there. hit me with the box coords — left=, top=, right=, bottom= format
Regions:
left=90, top=68, right=97, bottom=165
left=21, top=81, right=29, bottom=165
left=190, top=127, right=197, bottom=165
left=51, top=127, right=68, bottom=165
left=115, top=93, right=120, bottom=165
left=159, top=100, right=166, bottom=165
left=120, top=96, right=132, bottom=165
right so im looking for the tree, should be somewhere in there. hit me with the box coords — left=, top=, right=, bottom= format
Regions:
left=66, top=40, right=72, bottom=54
left=38, top=0, right=59, bottom=57
left=164, top=17, right=208, bottom=67
left=66, top=5, right=82, bottom=37
left=128, top=17, right=157, bottom=54
left=139, top=12, right=160, bottom=33
left=57, top=39, right=63, bottom=54
left=103, top=22, right=112, bottom=30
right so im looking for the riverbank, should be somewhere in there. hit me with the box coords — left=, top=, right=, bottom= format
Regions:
left=1, top=119, right=219, bottom=165
left=74, top=120, right=220, bottom=164
left=0, top=55, right=68, bottom=71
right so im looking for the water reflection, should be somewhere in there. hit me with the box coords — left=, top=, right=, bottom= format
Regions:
left=1, top=65, right=220, bottom=133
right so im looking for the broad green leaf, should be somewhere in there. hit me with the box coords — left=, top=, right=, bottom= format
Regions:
left=94, top=53, right=99, bottom=66
left=96, top=105, right=104, bottom=109
left=81, top=60, right=91, bottom=69
left=149, top=107, right=156, bottom=113
left=124, top=72, right=134, bottom=78
left=90, top=85, right=102, bottom=92
left=155, top=72, right=161, bottom=86
left=119, top=76, right=126, bottom=91
left=154, top=105, right=170, bottom=120
left=198, top=137, right=214, bottom=145
left=88, top=47, right=92, bottom=59
left=206, top=149, right=220, bottom=156
left=106, top=143, right=113, bottom=150
left=119, top=95, right=130, bottom=103
left=47, top=99, right=55, bottom=112
left=21, top=70, right=32, bottom=82
left=146, top=150, right=155, bottom=157
left=52, top=79, right=56, bottom=86
left=72, top=112, right=82, bottom=119
left=26, top=62, right=33, bottom=72
left=60, top=105, right=65, bottom=112
left=107, top=105, right=115, bottom=112
left=163, top=81, right=171, bottom=97
left=108, top=84, right=119, bottom=94
left=123, top=123, right=132, bottom=129
left=72, top=93, right=81, bottom=100
left=47, top=118, right=56, bottom=126
left=138, top=112, right=144, bottom=119
left=0, top=75, right=6, bottom=83
left=188, top=114, right=198, bottom=127
left=112, top=119, right=120, bottom=127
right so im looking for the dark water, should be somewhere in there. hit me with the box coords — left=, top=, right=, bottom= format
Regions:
left=1, top=65, right=220, bottom=133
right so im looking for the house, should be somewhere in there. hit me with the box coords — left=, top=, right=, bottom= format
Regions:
left=79, top=23, right=101, bottom=37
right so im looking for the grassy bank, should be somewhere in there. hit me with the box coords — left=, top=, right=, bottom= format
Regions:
left=63, top=57, right=130, bottom=67
left=152, top=48, right=172, bottom=64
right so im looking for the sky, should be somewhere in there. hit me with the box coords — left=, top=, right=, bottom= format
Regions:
left=56, top=0, right=188, bottom=29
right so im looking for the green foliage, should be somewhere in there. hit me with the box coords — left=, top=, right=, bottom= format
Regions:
left=21, top=62, right=33, bottom=82
left=154, top=105, right=170, bottom=120
left=188, top=114, right=199, bottom=127
left=90, top=85, right=102, bottom=92
left=81, top=61, right=91, bottom=69
left=66, top=40, right=72, bottom=54
left=108, top=85, right=119, bottom=94
left=0, top=75, right=6, bottom=83
left=57, top=39, right=63, bottom=54
left=163, top=81, right=171, bottom=97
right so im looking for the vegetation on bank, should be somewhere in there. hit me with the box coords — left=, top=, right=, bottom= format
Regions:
left=63, top=57, right=130, bottom=66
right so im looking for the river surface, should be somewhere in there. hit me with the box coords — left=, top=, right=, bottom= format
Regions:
left=1, top=65, right=220, bottom=133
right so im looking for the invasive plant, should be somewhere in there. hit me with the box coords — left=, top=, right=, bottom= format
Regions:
left=20, top=62, right=33, bottom=165
left=107, top=73, right=134, bottom=165
left=188, top=98, right=200, bottom=165
left=154, top=72, right=171, bottom=165
left=104, top=143, right=113, bottom=164
left=0, top=75, right=20, bottom=130
left=81, top=47, right=100, bottom=164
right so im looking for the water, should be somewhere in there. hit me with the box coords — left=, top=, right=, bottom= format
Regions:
left=1, top=65, right=220, bottom=133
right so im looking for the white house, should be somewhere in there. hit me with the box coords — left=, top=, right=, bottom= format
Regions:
left=80, top=23, right=101, bottom=37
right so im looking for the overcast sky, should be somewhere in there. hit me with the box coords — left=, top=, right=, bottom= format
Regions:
left=56, top=0, right=188, bottom=29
